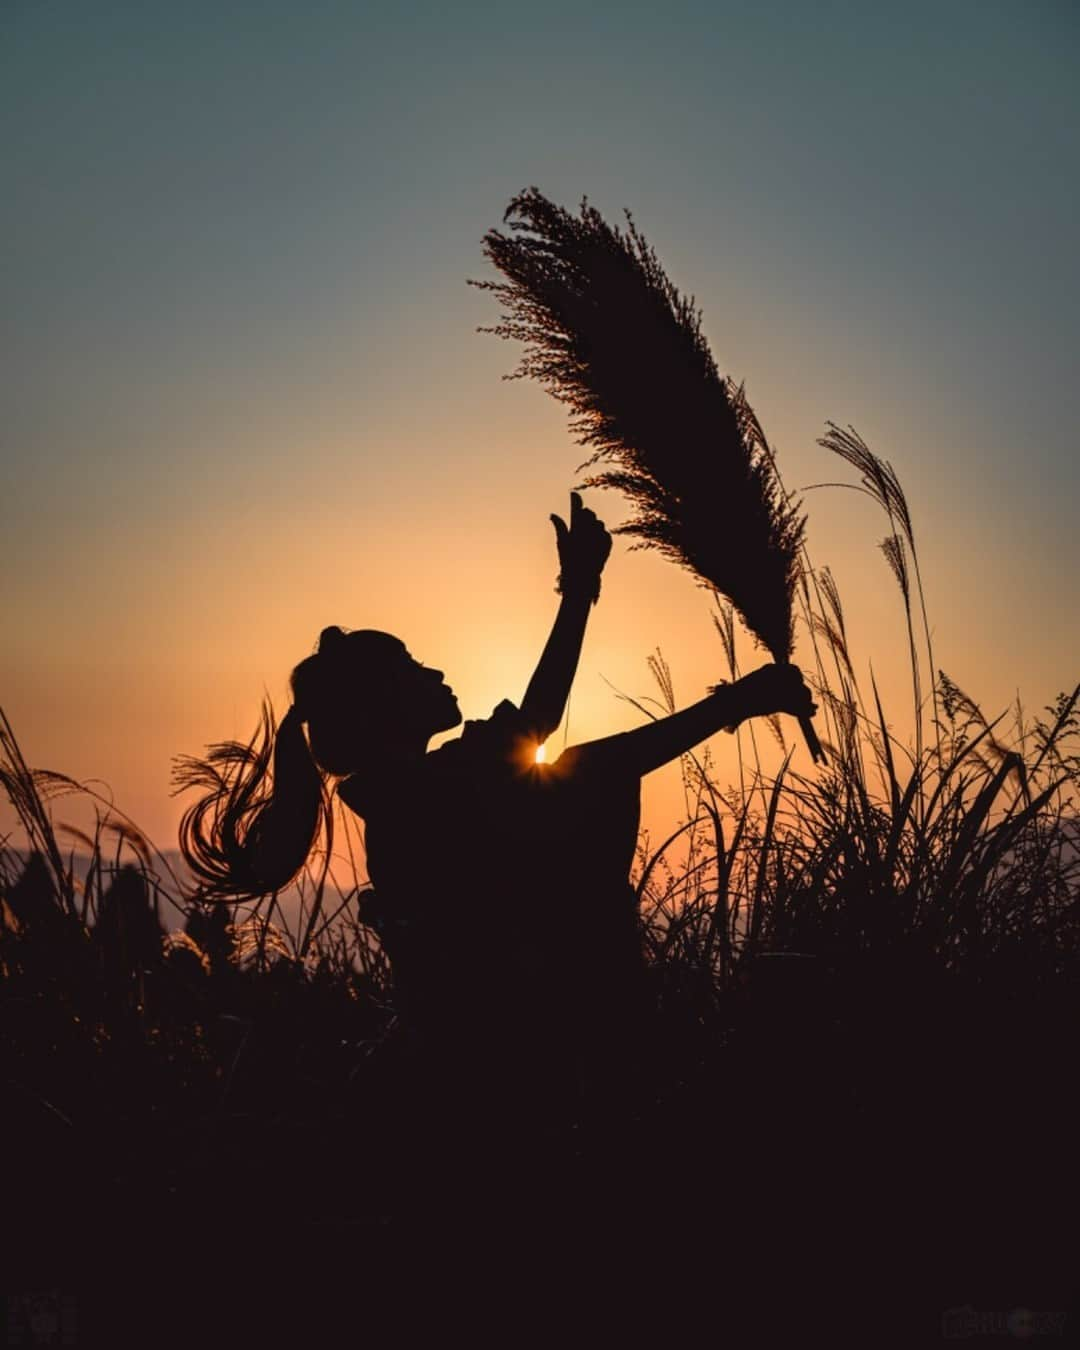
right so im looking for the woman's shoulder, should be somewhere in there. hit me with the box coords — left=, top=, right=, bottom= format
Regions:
left=432, top=700, right=540, bottom=768
left=338, top=768, right=396, bottom=819
left=338, top=701, right=542, bottom=817
left=468, top=698, right=537, bottom=739
left=338, top=754, right=424, bottom=818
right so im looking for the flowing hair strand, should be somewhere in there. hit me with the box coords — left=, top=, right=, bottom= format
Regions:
left=173, top=701, right=330, bottom=902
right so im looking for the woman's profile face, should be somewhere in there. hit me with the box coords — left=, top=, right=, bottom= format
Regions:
left=393, top=649, right=463, bottom=736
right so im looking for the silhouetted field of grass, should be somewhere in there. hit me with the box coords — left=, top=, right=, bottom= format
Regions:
left=3, top=447, right=1078, bottom=1338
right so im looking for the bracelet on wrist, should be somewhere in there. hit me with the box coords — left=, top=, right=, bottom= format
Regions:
left=707, top=681, right=741, bottom=733
left=556, top=573, right=601, bottom=604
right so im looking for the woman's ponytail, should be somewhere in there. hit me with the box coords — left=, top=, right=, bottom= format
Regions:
left=175, top=701, right=330, bottom=901
left=176, top=626, right=401, bottom=897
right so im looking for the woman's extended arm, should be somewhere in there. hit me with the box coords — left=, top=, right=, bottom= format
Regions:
left=520, top=493, right=611, bottom=741
left=552, top=665, right=817, bottom=780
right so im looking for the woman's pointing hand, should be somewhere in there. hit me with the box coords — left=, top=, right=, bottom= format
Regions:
left=551, top=491, right=612, bottom=604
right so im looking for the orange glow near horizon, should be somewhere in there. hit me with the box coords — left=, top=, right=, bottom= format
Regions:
left=1, top=435, right=1076, bottom=864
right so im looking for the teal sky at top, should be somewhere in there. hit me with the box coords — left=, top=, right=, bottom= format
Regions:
left=4, top=0, right=1078, bottom=688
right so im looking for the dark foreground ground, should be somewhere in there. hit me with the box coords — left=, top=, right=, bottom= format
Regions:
left=4, top=928, right=1078, bottom=1347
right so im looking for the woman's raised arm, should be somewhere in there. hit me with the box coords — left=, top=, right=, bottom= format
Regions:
left=520, top=493, right=611, bottom=741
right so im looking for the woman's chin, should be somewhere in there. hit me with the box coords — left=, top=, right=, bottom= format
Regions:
left=440, top=704, right=464, bottom=731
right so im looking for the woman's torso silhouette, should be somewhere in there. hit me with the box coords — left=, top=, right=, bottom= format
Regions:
left=341, top=698, right=646, bottom=1082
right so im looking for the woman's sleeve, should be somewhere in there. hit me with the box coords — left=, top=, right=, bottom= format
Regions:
left=460, top=700, right=542, bottom=774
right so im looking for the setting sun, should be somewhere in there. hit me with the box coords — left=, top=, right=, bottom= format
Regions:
left=535, top=743, right=546, bottom=764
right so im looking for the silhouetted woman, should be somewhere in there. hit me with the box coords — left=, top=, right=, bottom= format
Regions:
left=180, top=493, right=814, bottom=1109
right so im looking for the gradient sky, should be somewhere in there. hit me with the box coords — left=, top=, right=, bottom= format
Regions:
left=3, top=0, right=1078, bottom=855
